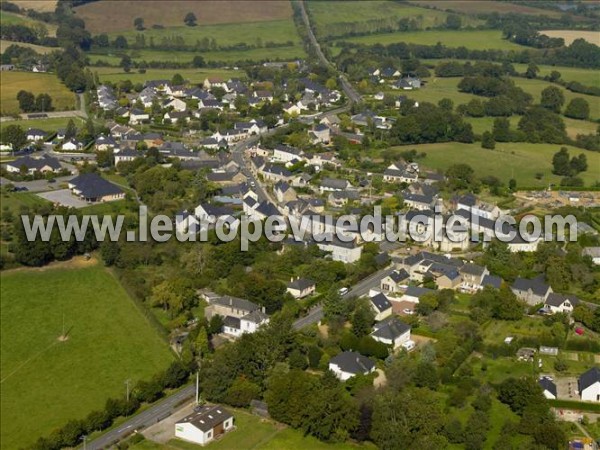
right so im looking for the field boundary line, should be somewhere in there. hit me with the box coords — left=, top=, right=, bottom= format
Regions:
left=1, top=340, right=58, bottom=384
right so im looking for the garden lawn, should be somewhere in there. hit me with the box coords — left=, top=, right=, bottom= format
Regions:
left=0, top=116, right=89, bottom=132
left=0, top=263, right=173, bottom=450
left=390, top=142, right=600, bottom=188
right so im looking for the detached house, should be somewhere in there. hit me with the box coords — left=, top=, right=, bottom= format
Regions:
left=511, top=277, right=552, bottom=305
left=380, top=269, right=410, bottom=294
left=544, top=293, right=580, bottom=314
left=68, top=173, right=125, bottom=203
left=329, top=351, right=375, bottom=381
left=317, top=238, right=363, bottom=263
left=205, top=295, right=269, bottom=337
left=369, top=292, right=393, bottom=321
left=26, top=128, right=48, bottom=142
left=579, top=367, right=600, bottom=402
left=371, top=317, right=411, bottom=349
left=287, top=277, right=316, bottom=299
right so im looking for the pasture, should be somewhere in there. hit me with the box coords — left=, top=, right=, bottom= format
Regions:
left=0, top=10, right=57, bottom=35
left=74, top=0, right=294, bottom=34
left=0, top=261, right=173, bottom=450
left=109, top=19, right=301, bottom=48
left=92, top=66, right=245, bottom=84
left=0, top=116, right=88, bottom=133
left=466, top=116, right=597, bottom=139
left=0, top=39, right=57, bottom=54
left=540, top=29, right=600, bottom=45
left=335, top=29, right=526, bottom=51
left=411, top=0, right=572, bottom=19
left=390, top=142, right=600, bottom=188
left=307, top=1, right=482, bottom=37
left=512, top=77, right=600, bottom=120
left=88, top=44, right=306, bottom=65
left=0, top=71, right=76, bottom=115
left=511, top=63, right=600, bottom=88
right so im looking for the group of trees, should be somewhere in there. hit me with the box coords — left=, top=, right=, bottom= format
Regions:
left=16, top=90, right=53, bottom=113
left=552, top=147, right=588, bottom=177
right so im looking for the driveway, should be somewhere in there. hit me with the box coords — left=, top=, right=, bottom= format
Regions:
left=37, top=189, right=88, bottom=208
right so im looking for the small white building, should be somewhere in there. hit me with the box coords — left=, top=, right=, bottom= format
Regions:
left=316, top=238, right=363, bottom=263
left=328, top=351, right=375, bottom=381
left=579, top=367, right=600, bottom=402
left=175, top=405, right=234, bottom=445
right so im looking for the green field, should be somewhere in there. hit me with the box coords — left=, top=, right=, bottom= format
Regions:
left=512, top=64, right=600, bottom=89
left=88, top=44, right=305, bottom=65
left=512, top=77, right=600, bottom=121
left=466, top=116, right=598, bottom=139
left=0, top=116, right=89, bottom=133
left=334, top=29, right=526, bottom=51
left=0, top=263, right=173, bottom=449
left=0, top=10, right=57, bottom=35
left=0, top=71, right=77, bottom=115
left=91, top=66, right=246, bottom=84
left=131, top=408, right=375, bottom=450
left=110, top=20, right=301, bottom=48
left=307, top=1, right=483, bottom=38
left=390, top=142, right=600, bottom=188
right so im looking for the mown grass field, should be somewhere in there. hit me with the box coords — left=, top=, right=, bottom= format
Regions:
left=334, top=29, right=525, bottom=51
left=110, top=19, right=301, bottom=48
left=0, top=116, right=88, bottom=133
left=0, top=71, right=76, bottom=115
left=0, top=39, right=56, bottom=54
left=91, top=66, right=246, bottom=84
left=0, top=10, right=57, bottom=35
left=390, top=142, right=600, bottom=188
left=131, top=408, right=375, bottom=450
left=74, top=0, right=294, bottom=34
left=88, top=44, right=305, bottom=65
left=0, top=261, right=173, bottom=450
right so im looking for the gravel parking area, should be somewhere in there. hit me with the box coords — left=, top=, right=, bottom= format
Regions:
left=37, top=189, right=88, bottom=208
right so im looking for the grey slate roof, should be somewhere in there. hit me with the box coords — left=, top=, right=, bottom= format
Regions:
left=8, top=154, right=61, bottom=171
left=404, top=286, right=434, bottom=298
left=287, top=278, right=315, bottom=291
left=370, top=293, right=392, bottom=313
left=460, top=263, right=486, bottom=277
left=545, top=293, right=580, bottom=307
left=388, top=269, right=409, bottom=283
left=330, top=351, right=375, bottom=375
left=242, top=309, right=269, bottom=324
left=512, top=277, right=551, bottom=297
left=579, top=367, right=600, bottom=391
left=69, top=173, right=123, bottom=198
left=539, top=377, right=557, bottom=397
left=178, top=405, right=233, bottom=432
left=213, top=296, right=259, bottom=313
left=481, top=274, right=502, bottom=289
left=371, top=317, right=411, bottom=341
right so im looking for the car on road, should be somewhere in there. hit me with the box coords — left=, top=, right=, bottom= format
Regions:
left=338, top=287, right=349, bottom=296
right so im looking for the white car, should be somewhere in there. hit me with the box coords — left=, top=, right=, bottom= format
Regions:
left=402, top=308, right=414, bottom=315
left=338, top=287, right=349, bottom=296
left=401, top=340, right=416, bottom=351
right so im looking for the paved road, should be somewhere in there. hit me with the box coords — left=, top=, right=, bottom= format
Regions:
left=292, top=264, right=394, bottom=330
left=86, top=385, right=195, bottom=450
left=297, top=0, right=361, bottom=104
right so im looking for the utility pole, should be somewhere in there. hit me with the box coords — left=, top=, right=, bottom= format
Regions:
left=81, top=435, right=87, bottom=450
left=195, top=370, right=199, bottom=405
